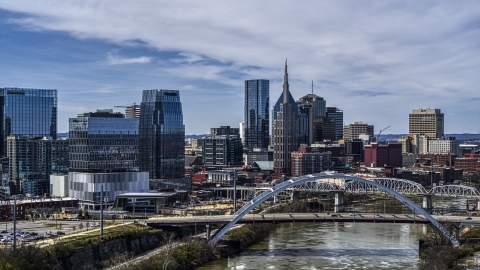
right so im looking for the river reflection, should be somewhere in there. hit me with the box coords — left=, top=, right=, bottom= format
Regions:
left=198, top=222, right=426, bottom=270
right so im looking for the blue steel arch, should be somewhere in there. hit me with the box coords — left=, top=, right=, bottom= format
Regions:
left=209, top=172, right=459, bottom=246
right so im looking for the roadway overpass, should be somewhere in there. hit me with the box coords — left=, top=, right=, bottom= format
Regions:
left=146, top=213, right=477, bottom=227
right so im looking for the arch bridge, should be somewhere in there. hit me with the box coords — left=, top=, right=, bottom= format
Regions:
left=209, top=172, right=460, bottom=246
left=295, top=177, right=480, bottom=198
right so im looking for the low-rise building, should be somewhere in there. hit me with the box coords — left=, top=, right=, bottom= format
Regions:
left=364, top=143, right=402, bottom=168
left=290, top=145, right=332, bottom=177
left=417, top=153, right=458, bottom=167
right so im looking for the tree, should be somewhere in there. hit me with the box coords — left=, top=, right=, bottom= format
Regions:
left=418, top=223, right=460, bottom=269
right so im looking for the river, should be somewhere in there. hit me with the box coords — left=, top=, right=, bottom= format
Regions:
left=197, top=196, right=469, bottom=269
left=198, top=222, right=426, bottom=270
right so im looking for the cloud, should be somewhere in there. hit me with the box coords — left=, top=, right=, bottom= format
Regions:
left=106, top=53, right=152, bottom=65
left=1, top=1, right=480, bottom=133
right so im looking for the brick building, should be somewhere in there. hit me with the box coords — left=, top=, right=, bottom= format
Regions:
left=417, top=153, right=458, bottom=166
left=290, top=146, right=332, bottom=177
left=455, top=153, right=480, bottom=172
left=364, top=143, right=402, bottom=168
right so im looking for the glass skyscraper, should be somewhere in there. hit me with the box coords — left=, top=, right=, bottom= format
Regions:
left=69, top=109, right=139, bottom=172
left=0, top=88, right=57, bottom=156
left=244, top=80, right=269, bottom=149
left=139, top=90, right=185, bottom=179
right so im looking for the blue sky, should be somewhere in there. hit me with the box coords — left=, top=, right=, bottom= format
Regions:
left=1, top=1, right=480, bottom=135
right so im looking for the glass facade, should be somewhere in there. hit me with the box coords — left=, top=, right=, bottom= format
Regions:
left=202, top=136, right=243, bottom=167
left=7, top=136, right=68, bottom=195
left=69, top=110, right=139, bottom=172
left=326, top=107, right=344, bottom=140
left=0, top=88, right=57, bottom=156
left=244, top=80, right=269, bottom=149
left=139, top=90, right=185, bottom=179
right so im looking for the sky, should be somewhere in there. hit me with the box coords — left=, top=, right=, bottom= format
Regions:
left=1, top=1, right=479, bottom=135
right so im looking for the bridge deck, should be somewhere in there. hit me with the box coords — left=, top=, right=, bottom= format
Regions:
left=146, top=213, right=479, bottom=227
left=146, top=213, right=438, bottom=226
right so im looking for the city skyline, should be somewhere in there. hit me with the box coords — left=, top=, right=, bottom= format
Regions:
left=1, top=2, right=480, bottom=134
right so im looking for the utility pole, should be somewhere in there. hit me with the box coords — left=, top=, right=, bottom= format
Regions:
left=100, top=185, right=104, bottom=236
left=13, top=198, right=16, bottom=250
left=234, top=169, right=237, bottom=213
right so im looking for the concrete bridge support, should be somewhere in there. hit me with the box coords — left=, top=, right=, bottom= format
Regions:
left=334, top=191, right=345, bottom=213
left=206, top=224, right=210, bottom=241
left=423, top=194, right=433, bottom=214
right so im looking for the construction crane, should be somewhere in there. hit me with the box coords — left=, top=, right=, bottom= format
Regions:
left=114, top=103, right=140, bottom=118
left=377, top=126, right=391, bottom=142
left=114, top=102, right=138, bottom=108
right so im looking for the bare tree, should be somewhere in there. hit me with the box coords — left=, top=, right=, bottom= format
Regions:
left=100, top=251, right=135, bottom=269
left=162, top=232, right=176, bottom=270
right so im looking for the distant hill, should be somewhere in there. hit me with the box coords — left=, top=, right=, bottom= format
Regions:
left=380, top=134, right=480, bottom=142
left=185, top=134, right=208, bottom=139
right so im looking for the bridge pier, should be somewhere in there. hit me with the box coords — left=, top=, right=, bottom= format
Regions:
left=423, top=194, right=433, bottom=214
left=206, top=225, right=210, bottom=241
left=333, top=191, right=345, bottom=213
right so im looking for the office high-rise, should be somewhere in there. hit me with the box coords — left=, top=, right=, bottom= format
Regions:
left=326, top=107, right=343, bottom=140
left=139, top=90, right=185, bottom=179
left=7, top=136, right=68, bottom=195
left=409, top=109, right=444, bottom=139
left=69, top=109, right=139, bottom=172
left=297, top=94, right=327, bottom=144
left=244, top=79, right=269, bottom=149
left=68, top=109, right=147, bottom=208
left=0, top=88, right=57, bottom=156
left=343, top=121, right=374, bottom=140
left=273, top=61, right=298, bottom=174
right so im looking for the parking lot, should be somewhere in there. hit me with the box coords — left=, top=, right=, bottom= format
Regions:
left=0, top=218, right=129, bottom=247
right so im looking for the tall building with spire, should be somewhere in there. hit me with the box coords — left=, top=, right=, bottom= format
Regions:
left=273, top=60, right=298, bottom=174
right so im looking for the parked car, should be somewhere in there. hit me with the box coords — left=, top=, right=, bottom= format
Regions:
left=57, top=231, right=65, bottom=235
left=0, top=230, right=7, bottom=234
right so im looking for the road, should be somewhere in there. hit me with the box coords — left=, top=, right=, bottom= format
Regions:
left=146, top=212, right=479, bottom=227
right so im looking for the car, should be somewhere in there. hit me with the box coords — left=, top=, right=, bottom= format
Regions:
left=30, top=232, right=38, bottom=236
left=349, top=213, right=357, bottom=216
left=377, top=215, right=385, bottom=219
left=466, top=217, right=472, bottom=220
left=57, top=231, right=65, bottom=235
left=0, top=230, right=7, bottom=234
left=331, top=214, right=338, bottom=217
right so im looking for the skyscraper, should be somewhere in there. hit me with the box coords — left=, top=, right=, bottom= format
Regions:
left=68, top=109, right=147, bottom=208
left=409, top=109, right=444, bottom=139
left=326, top=107, right=343, bottom=140
left=273, top=60, right=298, bottom=174
left=297, top=93, right=327, bottom=144
left=69, top=109, right=139, bottom=172
left=244, top=79, right=269, bottom=149
left=7, top=136, right=68, bottom=195
left=139, top=90, right=185, bottom=179
left=0, top=88, right=57, bottom=156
